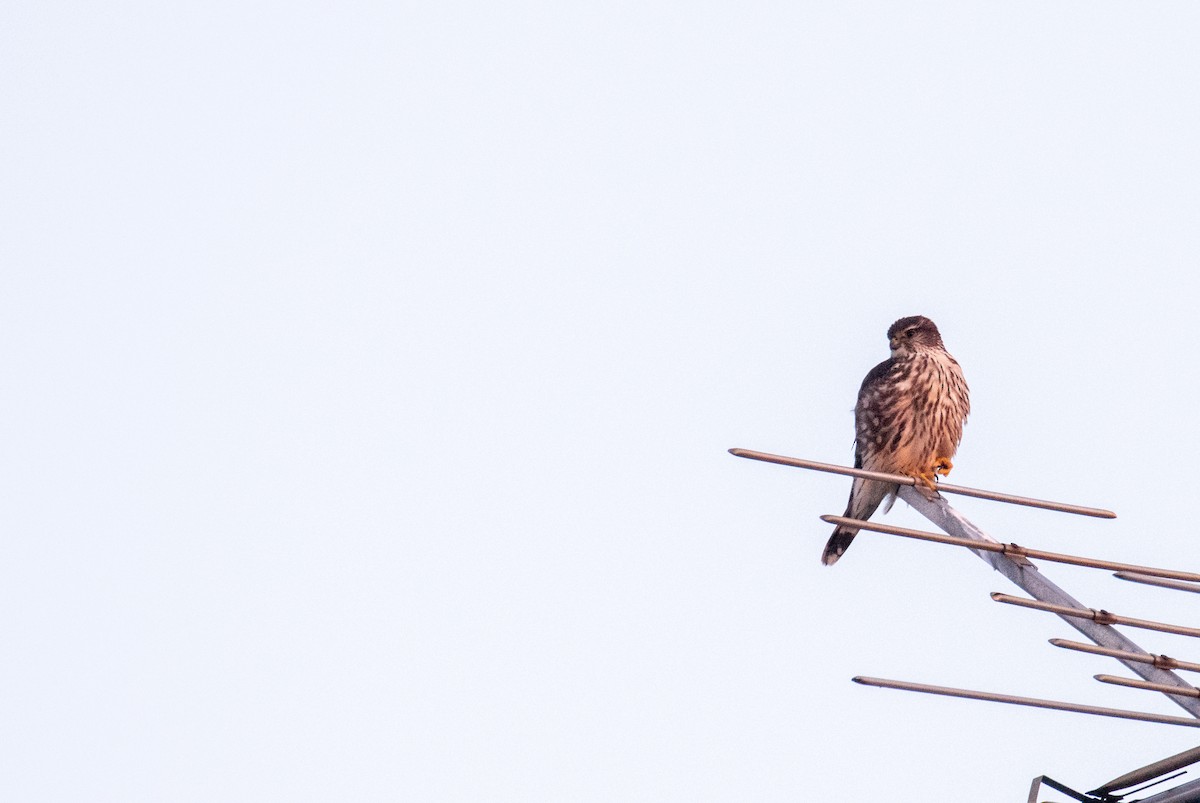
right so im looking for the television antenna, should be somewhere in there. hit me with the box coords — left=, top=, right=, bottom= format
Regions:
left=732, top=447, right=1200, bottom=802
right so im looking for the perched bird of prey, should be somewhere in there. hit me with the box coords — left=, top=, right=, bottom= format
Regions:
left=821, top=315, right=970, bottom=566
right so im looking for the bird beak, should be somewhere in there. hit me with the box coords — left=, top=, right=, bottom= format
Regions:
left=889, top=337, right=901, bottom=350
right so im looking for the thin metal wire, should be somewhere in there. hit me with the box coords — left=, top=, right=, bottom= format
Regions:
left=730, top=448, right=1117, bottom=518
left=1050, top=639, right=1200, bottom=674
left=1096, top=674, right=1200, bottom=699
left=852, top=676, right=1200, bottom=728
left=1134, top=776, right=1200, bottom=803
left=1121, top=773, right=1190, bottom=800
left=992, top=593, right=1200, bottom=640
left=1115, top=572, right=1200, bottom=595
left=820, top=514, right=1200, bottom=583
left=1094, top=745, right=1200, bottom=795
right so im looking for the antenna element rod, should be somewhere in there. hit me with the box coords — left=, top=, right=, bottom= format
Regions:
left=730, top=448, right=1116, bottom=518
left=852, top=676, right=1200, bottom=727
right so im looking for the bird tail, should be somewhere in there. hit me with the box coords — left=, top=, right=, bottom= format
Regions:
left=821, top=478, right=895, bottom=566
left=821, top=527, right=856, bottom=566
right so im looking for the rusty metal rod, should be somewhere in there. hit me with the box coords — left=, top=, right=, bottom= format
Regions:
left=820, top=514, right=1200, bottom=584
left=1050, top=639, right=1200, bottom=674
left=992, top=593, right=1200, bottom=639
left=852, top=676, right=1200, bottom=728
left=1095, top=674, right=1200, bottom=699
left=1114, top=572, right=1200, bottom=595
left=730, top=448, right=1116, bottom=518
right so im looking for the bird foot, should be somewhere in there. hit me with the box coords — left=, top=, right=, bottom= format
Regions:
left=933, top=457, right=954, bottom=478
left=912, top=471, right=941, bottom=500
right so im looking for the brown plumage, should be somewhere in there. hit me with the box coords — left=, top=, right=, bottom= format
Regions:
left=821, top=316, right=970, bottom=566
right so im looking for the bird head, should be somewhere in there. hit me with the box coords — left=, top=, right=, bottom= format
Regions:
left=887, top=315, right=944, bottom=356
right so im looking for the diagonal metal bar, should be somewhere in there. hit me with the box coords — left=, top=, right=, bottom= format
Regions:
left=895, top=484, right=1200, bottom=719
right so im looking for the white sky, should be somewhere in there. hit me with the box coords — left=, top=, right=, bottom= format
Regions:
left=3, top=2, right=1200, bottom=801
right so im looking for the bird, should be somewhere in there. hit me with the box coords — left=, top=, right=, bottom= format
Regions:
left=821, top=315, right=970, bottom=566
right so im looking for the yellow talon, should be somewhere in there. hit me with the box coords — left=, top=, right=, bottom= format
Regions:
left=933, top=457, right=954, bottom=478
left=916, top=471, right=939, bottom=491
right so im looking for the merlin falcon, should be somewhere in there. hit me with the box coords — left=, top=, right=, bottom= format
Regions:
left=821, top=315, right=970, bottom=566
